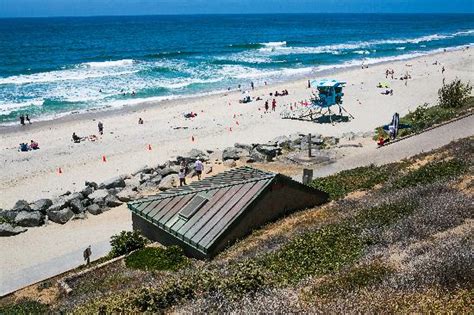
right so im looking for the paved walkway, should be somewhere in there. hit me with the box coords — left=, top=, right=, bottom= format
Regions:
left=294, top=114, right=474, bottom=181
left=0, top=206, right=131, bottom=296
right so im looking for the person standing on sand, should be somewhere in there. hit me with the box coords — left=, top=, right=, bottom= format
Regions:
left=307, top=80, right=311, bottom=88
left=264, top=100, right=269, bottom=112
left=194, top=159, right=204, bottom=180
left=19, top=114, right=25, bottom=125
left=442, top=66, right=445, bottom=74
left=251, top=81, right=254, bottom=90
left=98, top=121, right=104, bottom=135
left=272, top=99, right=276, bottom=111
left=178, top=169, right=186, bottom=186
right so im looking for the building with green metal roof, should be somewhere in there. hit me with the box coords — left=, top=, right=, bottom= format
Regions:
left=128, top=166, right=328, bottom=259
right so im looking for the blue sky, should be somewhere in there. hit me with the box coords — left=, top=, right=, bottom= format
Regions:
left=1, top=0, right=473, bottom=17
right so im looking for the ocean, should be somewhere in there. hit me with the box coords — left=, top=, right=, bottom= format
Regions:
left=0, top=14, right=473, bottom=124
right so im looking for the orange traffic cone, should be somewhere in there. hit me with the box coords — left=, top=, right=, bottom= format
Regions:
left=102, top=155, right=107, bottom=162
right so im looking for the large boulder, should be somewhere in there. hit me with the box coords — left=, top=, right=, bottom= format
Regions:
left=80, top=186, right=94, bottom=197
left=47, top=208, right=74, bottom=224
left=12, top=200, right=31, bottom=212
left=64, top=192, right=84, bottom=204
left=85, top=181, right=98, bottom=189
left=30, top=199, right=52, bottom=214
left=48, top=198, right=68, bottom=212
left=159, top=167, right=178, bottom=177
left=69, top=199, right=84, bottom=214
left=14, top=211, right=44, bottom=227
left=88, top=189, right=109, bottom=204
left=132, top=165, right=153, bottom=176
left=159, top=174, right=179, bottom=191
left=99, top=176, right=126, bottom=189
left=116, top=188, right=138, bottom=202
left=0, top=223, right=27, bottom=237
left=179, top=149, right=209, bottom=163
left=125, top=175, right=141, bottom=188
left=87, top=204, right=102, bottom=215
left=222, top=147, right=249, bottom=161
left=255, top=144, right=281, bottom=159
left=105, top=195, right=123, bottom=208
left=0, top=210, right=19, bottom=222
left=234, top=143, right=253, bottom=152
left=272, top=135, right=291, bottom=148
left=247, top=150, right=267, bottom=163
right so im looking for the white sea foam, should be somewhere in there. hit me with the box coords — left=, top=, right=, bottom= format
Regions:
left=396, top=47, right=406, bottom=50
left=354, top=50, right=371, bottom=55
left=83, top=59, right=135, bottom=68
left=0, top=99, right=43, bottom=115
left=261, top=41, right=287, bottom=47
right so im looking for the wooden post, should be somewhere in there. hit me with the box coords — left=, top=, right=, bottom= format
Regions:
left=308, top=133, right=312, bottom=157
left=302, top=169, right=313, bottom=185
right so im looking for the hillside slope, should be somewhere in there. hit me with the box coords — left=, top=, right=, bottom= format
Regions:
left=1, top=137, right=473, bottom=313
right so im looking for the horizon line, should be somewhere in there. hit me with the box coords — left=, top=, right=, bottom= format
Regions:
left=1, top=12, right=473, bottom=19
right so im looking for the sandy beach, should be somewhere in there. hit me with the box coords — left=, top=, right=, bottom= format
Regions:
left=1, top=48, right=472, bottom=209
left=0, top=48, right=473, bottom=295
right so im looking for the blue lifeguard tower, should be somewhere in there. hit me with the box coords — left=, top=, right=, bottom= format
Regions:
left=281, top=79, right=354, bottom=123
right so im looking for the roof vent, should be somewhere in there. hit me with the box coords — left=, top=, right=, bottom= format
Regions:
left=179, top=193, right=209, bottom=220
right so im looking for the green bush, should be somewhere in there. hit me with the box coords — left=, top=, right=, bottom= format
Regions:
left=392, top=159, right=467, bottom=189
left=0, top=299, right=50, bottom=314
left=109, top=231, right=149, bottom=258
left=438, top=79, right=472, bottom=109
left=125, top=246, right=189, bottom=271
left=261, top=223, right=364, bottom=285
left=356, top=202, right=416, bottom=229
left=309, top=164, right=397, bottom=200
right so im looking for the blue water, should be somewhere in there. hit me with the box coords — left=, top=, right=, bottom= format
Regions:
left=0, top=14, right=473, bottom=123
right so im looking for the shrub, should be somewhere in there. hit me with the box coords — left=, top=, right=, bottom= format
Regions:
left=438, top=79, right=472, bottom=109
left=109, top=231, right=149, bottom=258
left=125, top=246, right=189, bottom=271
left=309, top=164, right=397, bottom=200
left=0, top=299, right=50, bottom=314
left=356, top=202, right=416, bottom=229
left=392, top=159, right=467, bottom=189
left=261, top=223, right=364, bottom=285
left=222, top=260, right=269, bottom=299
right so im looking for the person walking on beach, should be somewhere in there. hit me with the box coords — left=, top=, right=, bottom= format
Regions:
left=19, top=114, right=25, bottom=126
left=251, top=81, right=254, bottom=90
left=307, top=80, right=311, bottom=88
left=442, top=66, right=445, bottom=74
left=83, top=245, right=92, bottom=265
left=194, top=159, right=204, bottom=180
left=26, top=114, right=31, bottom=124
left=178, top=169, right=186, bottom=186
left=264, top=100, right=269, bottom=112
left=272, top=99, right=276, bottom=111
left=98, top=121, right=104, bottom=135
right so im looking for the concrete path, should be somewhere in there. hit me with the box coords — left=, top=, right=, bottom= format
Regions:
left=294, top=114, right=474, bottom=181
left=0, top=205, right=131, bottom=296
